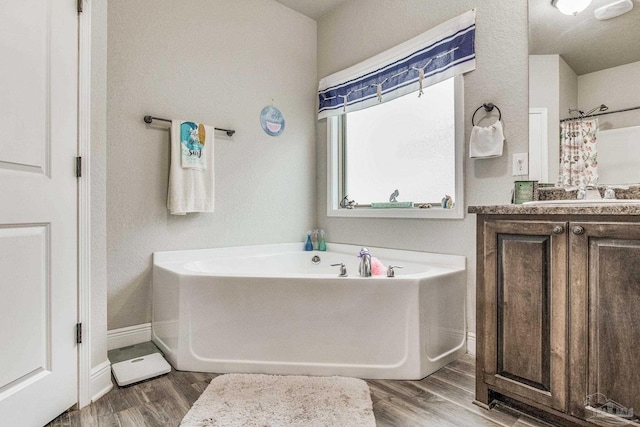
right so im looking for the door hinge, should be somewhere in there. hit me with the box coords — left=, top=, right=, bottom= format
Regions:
left=75, top=156, right=82, bottom=178
left=77, top=0, right=83, bottom=13
left=76, top=323, right=83, bottom=344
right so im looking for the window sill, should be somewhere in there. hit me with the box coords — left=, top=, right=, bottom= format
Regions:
left=327, top=206, right=464, bottom=219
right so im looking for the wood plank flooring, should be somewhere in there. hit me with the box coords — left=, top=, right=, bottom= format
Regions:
left=46, top=355, right=552, bottom=427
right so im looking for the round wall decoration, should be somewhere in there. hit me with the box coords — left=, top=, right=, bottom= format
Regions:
left=260, top=105, right=285, bottom=137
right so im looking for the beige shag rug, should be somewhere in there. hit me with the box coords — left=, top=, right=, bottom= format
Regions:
left=180, top=374, right=375, bottom=427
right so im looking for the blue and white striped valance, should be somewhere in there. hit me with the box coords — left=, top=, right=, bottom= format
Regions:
left=318, top=10, right=476, bottom=120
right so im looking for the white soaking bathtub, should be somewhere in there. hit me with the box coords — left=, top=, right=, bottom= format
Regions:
left=152, top=243, right=466, bottom=380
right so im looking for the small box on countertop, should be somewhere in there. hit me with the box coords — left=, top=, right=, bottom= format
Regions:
left=513, top=181, right=538, bottom=204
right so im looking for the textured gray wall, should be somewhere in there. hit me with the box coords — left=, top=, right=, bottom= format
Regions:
left=316, top=0, right=529, bottom=337
left=579, top=60, right=640, bottom=130
left=107, top=0, right=317, bottom=329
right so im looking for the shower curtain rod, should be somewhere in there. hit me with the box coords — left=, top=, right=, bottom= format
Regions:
left=143, top=115, right=236, bottom=136
left=560, top=105, right=640, bottom=122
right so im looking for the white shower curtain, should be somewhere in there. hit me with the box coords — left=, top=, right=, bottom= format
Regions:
left=558, top=119, right=599, bottom=187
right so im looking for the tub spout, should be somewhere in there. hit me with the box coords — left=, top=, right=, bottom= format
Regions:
left=358, top=248, right=372, bottom=277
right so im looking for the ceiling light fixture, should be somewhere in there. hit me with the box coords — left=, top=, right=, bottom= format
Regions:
left=552, top=0, right=593, bottom=15
left=594, top=0, right=634, bottom=20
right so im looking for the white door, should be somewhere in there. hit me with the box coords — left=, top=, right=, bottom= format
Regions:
left=529, top=108, right=549, bottom=182
left=0, top=0, right=79, bottom=426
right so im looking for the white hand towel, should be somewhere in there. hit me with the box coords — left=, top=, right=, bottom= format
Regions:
left=469, top=120, right=505, bottom=159
left=168, top=120, right=214, bottom=215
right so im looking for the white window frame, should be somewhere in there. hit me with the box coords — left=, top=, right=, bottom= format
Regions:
left=326, top=75, right=465, bottom=219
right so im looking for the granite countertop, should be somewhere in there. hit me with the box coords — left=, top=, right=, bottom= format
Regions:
left=468, top=204, right=640, bottom=215
left=537, top=184, right=640, bottom=201
left=470, top=184, right=640, bottom=215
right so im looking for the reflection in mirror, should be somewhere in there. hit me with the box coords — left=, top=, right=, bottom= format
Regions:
left=528, top=0, right=640, bottom=185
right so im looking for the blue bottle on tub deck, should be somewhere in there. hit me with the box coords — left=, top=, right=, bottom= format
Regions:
left=304, top=231, right=313, bottom=251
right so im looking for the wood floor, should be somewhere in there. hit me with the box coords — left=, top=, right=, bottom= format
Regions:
left=46, top=355, right=552, bottom=427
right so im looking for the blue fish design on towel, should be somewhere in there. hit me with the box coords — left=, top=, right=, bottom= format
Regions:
left=180, top=121, right=207, bottom=170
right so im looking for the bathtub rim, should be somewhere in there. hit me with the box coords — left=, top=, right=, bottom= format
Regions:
left=153, top=242, right=466, bottom=278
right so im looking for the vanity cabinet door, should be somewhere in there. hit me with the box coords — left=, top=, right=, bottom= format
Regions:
left=569, top=222, right=640, bottom=423
left=482, top=220, right=568, bottom=411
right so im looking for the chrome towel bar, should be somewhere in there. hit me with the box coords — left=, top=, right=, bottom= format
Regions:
left=143, top=115, right=235, bottom=137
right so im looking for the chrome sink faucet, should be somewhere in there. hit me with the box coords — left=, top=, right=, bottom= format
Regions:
left=577, top=177, right=602, bottom=200
left=358, top=248, right=372, bottom=277
left=577, top=183, right=602, bottom=200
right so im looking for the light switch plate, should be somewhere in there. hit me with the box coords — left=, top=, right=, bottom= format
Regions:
left=513, top=153, right=528, bottom=176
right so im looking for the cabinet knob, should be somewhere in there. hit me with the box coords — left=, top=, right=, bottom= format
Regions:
left=572, top=225, right=585, bottom=235
left=552, top=225, right=565, bottom=234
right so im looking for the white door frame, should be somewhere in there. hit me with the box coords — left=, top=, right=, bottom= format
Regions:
left=78, top=0, right=92, bottom=409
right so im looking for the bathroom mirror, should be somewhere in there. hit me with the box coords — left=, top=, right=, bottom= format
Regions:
left=528, top=0, right=640, bottom=185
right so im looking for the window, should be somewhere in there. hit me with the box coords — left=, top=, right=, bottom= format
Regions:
left=327, top=75, right=464, bottom=219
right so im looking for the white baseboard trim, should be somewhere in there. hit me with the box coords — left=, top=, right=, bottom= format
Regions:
left=90, top=360, right=113, bottom=402
left=107, top=323, right=152, bottom=350
left=466, top=331, right=476, bottom=356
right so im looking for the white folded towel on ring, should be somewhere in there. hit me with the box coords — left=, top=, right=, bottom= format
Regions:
left=469, top=120, right=505, bottom=158
left=167, top=120, right=215, bottom=215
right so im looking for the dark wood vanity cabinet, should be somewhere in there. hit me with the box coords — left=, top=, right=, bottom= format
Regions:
left=479, top=220, right=568, bottom=412
left=475, top=214, right=640, bottom=426
left=568, top=222, right=640, bottom=422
